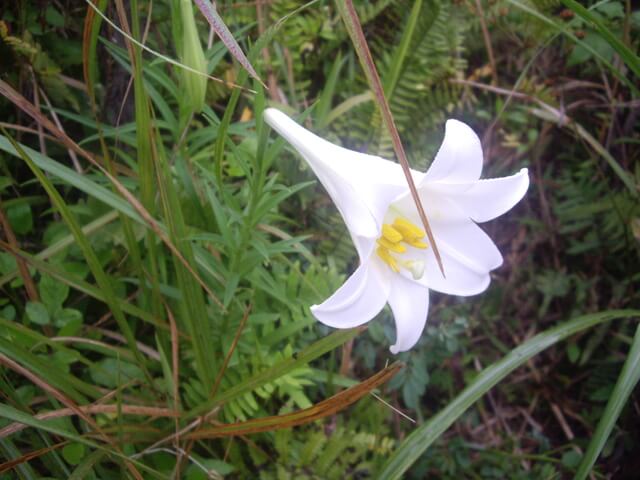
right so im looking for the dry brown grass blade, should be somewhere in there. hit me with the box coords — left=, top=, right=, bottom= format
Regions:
left=0, top=79, right=225, bottom=310
left=0, top=441, right=67, bottom=474
left=0, top=405, right=179, bottom=439
left=0, top=353, right=144, bottom=480
left=185, top=362, right=403, bottom=439
left=336, top=0, right=445, bottom=277
left=82, top=0, right=97, bottom=99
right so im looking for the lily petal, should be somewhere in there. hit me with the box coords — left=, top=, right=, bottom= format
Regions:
left=311, top=262, right=389, bottom=329
left=265, top=108, right=420, bottom=258
left=387, top=275, right=429, bottom=354
left=423, top=119, right=483, bottom=184
left=421, top=221, right=498, bottom=296
left=428, top=168, right=530, bottom=223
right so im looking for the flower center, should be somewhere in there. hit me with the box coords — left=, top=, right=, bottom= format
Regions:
left=376, top=217, right=429, bottom=279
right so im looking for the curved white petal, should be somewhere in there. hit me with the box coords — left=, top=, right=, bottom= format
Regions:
left=423, top=119, right=483, bottom=184
left=265, top=108, right=421, bottom=258
left=428, top=168, right=529, bottom=223
left=311, top=261, right=390, bottom=329
left=387, top=275, right=429, bottom=354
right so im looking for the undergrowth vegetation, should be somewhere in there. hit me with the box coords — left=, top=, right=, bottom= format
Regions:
left=0, top=0, right=638, bottom=478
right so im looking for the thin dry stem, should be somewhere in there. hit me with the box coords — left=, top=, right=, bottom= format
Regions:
left=0, top=404, right=179, bottom=439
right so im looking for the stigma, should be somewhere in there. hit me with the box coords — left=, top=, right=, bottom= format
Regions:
left=376, top=217, right=428, bottom=279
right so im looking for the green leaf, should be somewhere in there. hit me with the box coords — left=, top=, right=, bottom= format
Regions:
left=376, top=309, right=640, bottom=479
left=567, top=342, right=580, bottom=363
left=25, top=301, right=50, bottom=325
left=62, top=443, right=86, bottom=466
left=45, top=6, right=65, bottom=28
left=561, top=450, right=581, bottom=469
left=54, top=308, right=83, bottom=331
left=89, top=358, right=145, bottom=388
left=185, top=458, right=235, bottom=479
left=7, top=202, right=33, bottom=235
left=40, top=274, right=70, bottom=313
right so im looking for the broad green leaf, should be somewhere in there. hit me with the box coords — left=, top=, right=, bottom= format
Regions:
left=62, top=443, right=86, bottom=466
left=26, top=301, right=50, bottom=326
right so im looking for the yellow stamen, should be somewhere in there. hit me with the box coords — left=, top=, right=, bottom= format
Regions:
left=376, top=216, right=429, bottom=278
left=393, top=217, right=425, bottom=239
left=381, top=224, right=403, bottom=243
left=377, top=246, right=399, bottom=272
left=403, top=238, right=429, bottom=249
left=377, top=237, right=407, bottom=253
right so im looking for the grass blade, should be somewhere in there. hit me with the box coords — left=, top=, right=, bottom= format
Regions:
left=574, top=322, right=640, bottom=480
left=376, top=309, right=640, bottom=479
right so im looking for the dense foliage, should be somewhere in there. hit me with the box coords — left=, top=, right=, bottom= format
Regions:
left=0, top=0, right=638, bottom=478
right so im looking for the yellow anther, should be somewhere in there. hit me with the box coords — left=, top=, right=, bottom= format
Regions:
left=377, top=246, right=399, bottom=272
left=377, top=216, right=428, bottom=276
left=403, top=238, right=429, bottom=249
left=381, top=224, right=403, bottom=243
left=393, top=217, right=425, bottom=239
left=377, top=237, right=407, bottom=253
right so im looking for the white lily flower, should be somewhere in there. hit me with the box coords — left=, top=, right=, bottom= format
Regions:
left=264, top=108, right=529, bottom=354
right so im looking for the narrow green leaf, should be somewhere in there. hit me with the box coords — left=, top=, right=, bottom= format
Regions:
left=377, top=309, right=640, bottom=479
left=575, top=322, right=640, bottom=480
left=383, top=0, right=426, bottom=99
